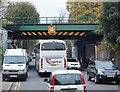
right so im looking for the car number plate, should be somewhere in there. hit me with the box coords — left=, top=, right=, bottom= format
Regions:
left=51, top=64, right=56, bottom=66
left=63, top=90, right=76, bottom=92
left=10, top=75, right=17, bottom=77
left=107, top=75, right=114, bottom=77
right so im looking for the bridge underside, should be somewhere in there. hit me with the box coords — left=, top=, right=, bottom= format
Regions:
left=3, top=23, right=102, bottom=43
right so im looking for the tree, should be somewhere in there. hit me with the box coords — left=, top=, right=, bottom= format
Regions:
left=4, top=2, right=39, bottom=24
left=101, top=2, right=119, bottom=45
left=4, top=2, right=40, bottom=51
left=100, top=2, right=120, bottom=69
left=66, top=1, right=102, bottom=23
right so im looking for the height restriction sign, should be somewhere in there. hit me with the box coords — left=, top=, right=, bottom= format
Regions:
left=48, top=26, right=56, bottom=34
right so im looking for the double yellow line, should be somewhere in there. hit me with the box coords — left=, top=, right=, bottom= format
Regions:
left=14, top=81, right=21, bottom=91
left=9, top=81, right=21, bottom=92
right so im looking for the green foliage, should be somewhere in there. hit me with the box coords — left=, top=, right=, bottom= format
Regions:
left=66, top=1, right=102, bottom=23
left=100, top=2, right=119, bottom=44
left=116, top=36, right=120, bottom=43
left=4, top=2, right=40, bottom=24
left=4, top=2, right=40, bottom=50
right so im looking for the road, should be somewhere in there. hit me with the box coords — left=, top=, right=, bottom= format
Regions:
left=2, top=61, right=120, bottom=92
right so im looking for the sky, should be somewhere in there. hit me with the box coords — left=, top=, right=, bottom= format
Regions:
left=8, top=0, right=120, bottom=17
left=9, top=0, right=68, bottom=17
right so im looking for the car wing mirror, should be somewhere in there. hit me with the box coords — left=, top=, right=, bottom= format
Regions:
left=91, top=65, right=95, bottom=69
left=44, top=79, right=48, bottom=83
left=34, top=49, right=37, bottom=53
left=116, top=66, right=118, bottom=69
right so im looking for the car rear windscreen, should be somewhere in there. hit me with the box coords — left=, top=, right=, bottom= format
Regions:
left=67, top=59, right=77, bottom=62
left=53, top=74, right=82, bottom=85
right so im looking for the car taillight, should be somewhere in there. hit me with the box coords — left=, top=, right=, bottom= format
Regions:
left=81, top=74, right=85, bottom=84
left=64, top=58, right=66, bottom=68
left=41, top=58, right=43, bottom=68
left=50, top=86, right=54, bottom=92
left=81, top=74, right=87, bottom=92
left=83, top=85, right=87, bottom=92
left=50, top=75, right=56, bottom=92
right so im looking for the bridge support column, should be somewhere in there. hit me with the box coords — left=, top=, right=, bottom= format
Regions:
left=72, top=42, right=78, bottom=61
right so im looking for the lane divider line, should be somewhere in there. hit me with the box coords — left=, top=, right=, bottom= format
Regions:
left=7, top=82, right=13, bottom=92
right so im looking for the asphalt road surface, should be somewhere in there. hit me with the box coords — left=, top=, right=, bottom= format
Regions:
left=2, top=61, right=120, bottom=92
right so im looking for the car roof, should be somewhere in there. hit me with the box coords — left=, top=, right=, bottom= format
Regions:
left=4, top=49, right=27, bottom=56
left=95, top=60, right=112, bottom=63
left=52, top=70, right=83, bottom=76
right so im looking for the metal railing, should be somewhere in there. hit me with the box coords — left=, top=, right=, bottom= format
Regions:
left=2, top=16, right=100, bottom=26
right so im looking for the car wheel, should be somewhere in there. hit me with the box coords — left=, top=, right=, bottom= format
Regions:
left=115, top=80, right=119, bottom=85
left=94, top=76, right=99, bottom=84
left=87, top=73, right=91, bottom=81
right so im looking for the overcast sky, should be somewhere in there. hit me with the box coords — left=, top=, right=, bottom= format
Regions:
left=10, top=0, right=68, bottom=17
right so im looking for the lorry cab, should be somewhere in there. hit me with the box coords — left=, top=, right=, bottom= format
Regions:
left=2, top=49, right=29, bottom=81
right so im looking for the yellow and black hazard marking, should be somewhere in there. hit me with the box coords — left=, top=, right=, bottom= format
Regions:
left=21, top=31, right=86, bottom=36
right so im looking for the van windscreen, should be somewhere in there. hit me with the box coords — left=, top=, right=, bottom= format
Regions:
left=3, top=56, right=26, bottom=64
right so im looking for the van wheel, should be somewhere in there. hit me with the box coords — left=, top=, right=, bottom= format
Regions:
left=23, top=77, right=27, bottom=81
left=23, top=76, right=27, bottom=81
left=26, top=72, right=28, bottom=78
left=2, top=76, right=5, bottom=81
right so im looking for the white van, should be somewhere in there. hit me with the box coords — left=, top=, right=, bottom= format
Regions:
left=2, top=49, right=29, bottom=81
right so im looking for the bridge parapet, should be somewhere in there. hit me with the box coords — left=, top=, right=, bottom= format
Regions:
left=2, top=16, right=100, bottom=26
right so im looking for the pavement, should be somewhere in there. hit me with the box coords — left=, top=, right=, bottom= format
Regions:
left=0, top=71, right=13, bottom=92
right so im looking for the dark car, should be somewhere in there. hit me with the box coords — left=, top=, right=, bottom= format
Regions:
left=87, top=60, right=120, bottom=84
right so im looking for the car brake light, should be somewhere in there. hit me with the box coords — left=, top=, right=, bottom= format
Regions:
left=64, top=58, right=66, bottom=68
left=41, top=58, right=43, bottom=68
left=50, top=75, right=56, bottom=92
left=81, top=74, right=87, bottom=92
left=50, top=86, right=54, bottom=92
left=81, top=74, right=85, bottom=84
left=83, top=85, right=87, bottom=92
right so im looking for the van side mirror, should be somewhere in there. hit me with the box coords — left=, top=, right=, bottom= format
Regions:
left=91, top=65, right=95, bottom=69
left=116, top=66, right=118, bottom=69
left=26, top=61, right=29, bottom=65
